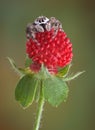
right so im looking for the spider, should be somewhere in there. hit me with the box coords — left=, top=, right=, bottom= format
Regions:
left=26, top=16, right=63, bottom=44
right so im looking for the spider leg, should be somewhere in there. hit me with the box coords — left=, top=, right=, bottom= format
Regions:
left=31, top=32, right=40, bottom=45
left=52, top=29, right=58, bottom=39
left=26, top=25, right=40, bottom=45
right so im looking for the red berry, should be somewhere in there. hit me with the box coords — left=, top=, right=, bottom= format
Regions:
left=26, top=29, right=73, bottom=74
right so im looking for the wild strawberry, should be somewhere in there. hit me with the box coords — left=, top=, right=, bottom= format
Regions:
left=26, top=16, right=73, bottom=73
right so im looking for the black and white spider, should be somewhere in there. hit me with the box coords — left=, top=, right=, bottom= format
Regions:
left=26, top=16, right=63, bottom=44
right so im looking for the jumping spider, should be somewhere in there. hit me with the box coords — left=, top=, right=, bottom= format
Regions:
left=26, top=16, right=63, bottom=44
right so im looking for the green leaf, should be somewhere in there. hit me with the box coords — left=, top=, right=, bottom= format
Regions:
left=7, top=57, right=23, bottom=76
left=57, top=64, right=71, bottom=77
left=15, top=75, right=39, bottom=108
left=25, top=55, right=32, bottom=67
left=34, top=84, right=40, bottom=102
left=43, top=76, right=69, bottom=107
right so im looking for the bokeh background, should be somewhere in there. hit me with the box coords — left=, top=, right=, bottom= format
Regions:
left=0, top=0, right=95, bottom=130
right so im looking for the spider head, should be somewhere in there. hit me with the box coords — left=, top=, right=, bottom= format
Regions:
left=34, top=16, right=49, bottom=25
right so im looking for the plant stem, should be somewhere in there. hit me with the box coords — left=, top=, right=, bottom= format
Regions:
left=33, top=80, right=45, bottom=130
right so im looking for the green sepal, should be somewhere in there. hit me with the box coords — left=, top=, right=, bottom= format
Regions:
left=25, top=55, right=32, bottom=67
left=18, top=67, right=33, bottom=75
left=7, top=57, right=23, bottom=76
left=15, top=75, right=39, bottom=108
left=63, top=71, right=85, bottom=81
left=35, top=64, right=51, bottom=80
left=8, top=57, right=34, bottom=76
left=43, top=76, right=69, bottom=107
left=56, top=64, right=71, bottom=77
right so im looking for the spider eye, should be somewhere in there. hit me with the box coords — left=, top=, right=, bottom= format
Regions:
left=55, top=23, right=57, bottom=26
left=39, top=20, right=41, bottom=23
left=34, top=16, right=49, bottom=25
left=42, top=19, right=44, bottom=22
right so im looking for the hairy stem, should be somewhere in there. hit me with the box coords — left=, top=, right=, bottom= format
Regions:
left=33, top=80, right=44, bottom=130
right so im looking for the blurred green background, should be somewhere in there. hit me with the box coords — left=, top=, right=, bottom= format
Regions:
left=0, top=0, right=95, bottom=130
